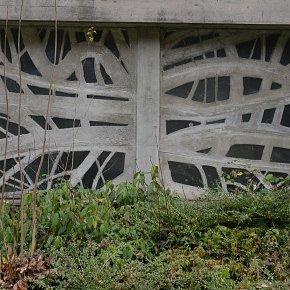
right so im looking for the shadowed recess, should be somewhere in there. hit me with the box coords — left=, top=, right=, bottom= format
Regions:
left=0, top=158, right=17, bottom=173
left=25, top=153, right=58, bottom=181
left=280, top=105, right=290, bottom=127
left=242, top=113, right=251, bottom=122
left=217, top=76, right=230, bottom=101
left=29, top=115, right=52, bottom=130
left=217, top=48, right=226, bottom=57
left=89, top=121, right=128, bottom=127
left=0, top=29, right=12, bottom=63
left=0, top=76, right=23, bottom=93
left=206, top=119, right=225, bottom=125
left=192, top=80, right=205, bottom=102
left=87, top=95, right=129, bottom=101
left=203, top=165, right=221, bottom=187
left=270, top=82, right=282, bottom=90
left=163, top=58, right=192, bottom=71
left=45, top=29, right=64, bottom=65
left=165, top=81, right=194, bottom=98
left=197, top=148, right=211, bottom=154
left=222, top=167, right=260, bottom=187
left=243, top=77, right=262, bottom=95
left=66, top=71, right=78, bottom=81
left=56, top=151, right=90, bottom=174
left=205, top=51, right=214, bottom=58
left=236, top=39, right=256, bottom=58
left=226, top=144, right=264, bottom=160
left=270, top=147, right=290, bottom=164
left=280, top=37, right=290, bottom=66
left=172, top=32, right=219, bottom=49
left=0, top=117, right=29, bottom=135
left=100, top=152, right=125, bottom=188
left=20, top=52, right=42, bottom=76
left=52, top=117, right=81, bottom=129
left=11, top=28, right=24, bottom=53
left=206, top=77, right=215, bottom=103
left=121, top=30, right=130, bottom=47
left=82, top=58, right=97, bottom=83
left=62, top=32, right=71, bottom=60
left=168, top=161, right=204, bottom=187
left=100, top=64, right=113, bottom=84
left=38, top=29, right=46, bottom=42
left=28, top=85, right=50, bottom=95
left=166, top=120, right=201, bottom=134
left=265, top=33, right=279, bottom=61
left=55, top=91, right=78, bottom=98
left=104, top=31, right=120, bottom=59
left=82, top=152, right=125, bottom=189
left=262, top=108, right=276, bottom=124
left=75, top=31, right=86, bottom=43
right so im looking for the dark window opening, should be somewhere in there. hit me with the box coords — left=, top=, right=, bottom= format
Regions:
left=280, top=105, right=290, bottom=127
left=226, top=144, right=264, bottom=160
left=206, top=119, right=225, bottom=125
left=11, top=28, right=25, bottom=52
left=270, top=82, right=282, bottom=90
left=242, top=113, right=251, bottom=122
left=52, top=117, right=81, bottom=129
left=280, top=37, right=290, bottom=66
left=261, top=108, right=276, bottom=124
left=82, top=58, right=97, bottom=83
left=104, top=31, right=120, bottom=59
left=168, top=161, right=204, bottom=187
left=166, top=120, right=201, bottom=134
left=243, top=77, right=262, bottom=95
left=20, top=52, right=42, bottom=76
left=165, top=82, right=194, bottom=99
left=45, top=29, right=64, bottom=65
left=56, top=151, right=90, bottom=174
left=100, top=64, right=113, bottom=85
left=89, top=121, right=128, bottom=127
left=192, top=79, right=205, bottom=102
left=66, top=71, right=78, bottom=81
left=270, top=147, right=290, bottom=164
left=87, top=95, right=129, bottom=101
left=1, top=76, right=23, bottom=93
left=30, top=115, right=52, bottom=130
left=217, top=76, right=230, bottom=101
left=197, top=148, right=211, bottom=154
left=28, top=85, right=49, bottom=95
left=0, top=29, right=12, bottom=63
left=203, top=165, right=221, bottom=187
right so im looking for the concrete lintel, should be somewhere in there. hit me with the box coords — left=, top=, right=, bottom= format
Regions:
left=1, top=0, right=290, bottom=25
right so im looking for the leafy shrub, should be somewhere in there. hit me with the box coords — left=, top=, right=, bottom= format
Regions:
left=0, top=167, right=289, bottom=289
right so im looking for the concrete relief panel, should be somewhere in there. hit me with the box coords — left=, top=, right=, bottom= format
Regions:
left=0, top=27, right=137, bottom=196
left=161, top=29, right=290, bottom=198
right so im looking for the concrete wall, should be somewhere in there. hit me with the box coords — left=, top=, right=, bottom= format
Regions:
left=0, top=1, right=290, bottom=199
left=1, top=0, right=290, bottom=25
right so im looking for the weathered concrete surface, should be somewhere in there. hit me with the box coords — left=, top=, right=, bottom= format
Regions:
left=1, top=0, right=290, bottom=25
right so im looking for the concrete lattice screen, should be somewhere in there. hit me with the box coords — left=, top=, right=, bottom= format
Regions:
left=0, top=27, right=290, bottom=200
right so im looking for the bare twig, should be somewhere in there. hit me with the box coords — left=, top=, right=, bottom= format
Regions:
left=16, top=0, right=25, bottom=259
left=0, top=6, right=10, bottom=255
left=30, top=0, right=58, bottom=257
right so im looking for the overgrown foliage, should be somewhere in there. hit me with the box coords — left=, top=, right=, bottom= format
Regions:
left=0, top=167, right=289, bottom=289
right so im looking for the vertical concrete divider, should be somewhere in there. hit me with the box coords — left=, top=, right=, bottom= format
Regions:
left=136, top=27, right=161, bottom=173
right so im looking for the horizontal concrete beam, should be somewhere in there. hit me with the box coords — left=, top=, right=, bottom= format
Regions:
left=0, top=0, right=290, bottom=25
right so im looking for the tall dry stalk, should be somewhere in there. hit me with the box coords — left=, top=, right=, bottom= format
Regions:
left=16, top=0, right=25, bottom=259
left=0, top=6, right=10, bottom=255
left=30, top=0, right=58, bottom=257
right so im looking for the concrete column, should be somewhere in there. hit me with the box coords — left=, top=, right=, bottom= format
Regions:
left=136, top=27, right=160, bottom=172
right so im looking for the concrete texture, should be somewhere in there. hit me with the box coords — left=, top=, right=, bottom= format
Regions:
left=0, top=0, right=290, bottom=25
